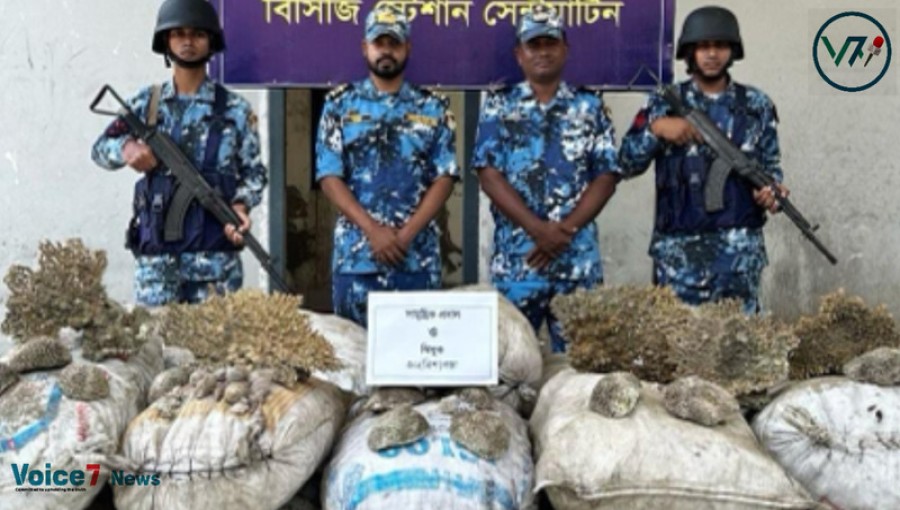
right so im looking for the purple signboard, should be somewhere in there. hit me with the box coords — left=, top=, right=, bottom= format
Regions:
left=214, top=0, right=673, bottom=89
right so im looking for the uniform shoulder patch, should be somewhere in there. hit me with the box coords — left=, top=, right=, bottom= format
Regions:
left=417, top=86, right=451, bottom=107
left=630, top=108, right=649, bottom=130
left=104, top=118, right=131, bottom=137
left=431, top=90, right=451, bottom=107
left=486, top=82, right=513, bottom=95
left=327, top=83, right=353, bottom=101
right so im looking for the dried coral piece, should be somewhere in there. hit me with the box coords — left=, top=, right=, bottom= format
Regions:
left=363, top=387, right=426, bottom=413
left=186, top=368, right=217, bottom=399
left=0, top=363, right=19, bottom=396
left=589, top=372, right=641, bottom=419
left=159, top=290, right=340, bottom=384
left=367, top=404, right=430, bottom=452
left=153, top=389, right=187, bottom=420
left=2, top=239, right=108, bottom=341
left=450, top=410, right=510, bottom=460
left=1, top=239, right=150, bottom=362
left=552, top=286, right=689, bottom=382
left=669, top=301, right=798, bottom=396
left=229, top=401, right=251, bottom=415
left=844, top=348, right=900, bottom=386
left=553, top=285, right=797, bottom=396
left=664, top=376, right=739, bottom=427
left=7, top=337, right=72, bottom=373
left=219, top=368, right=279, bottom=415
left=58, top=363, right=110, bottom=401
left=188, top=367, right=212, bottom=387
left=80, top=301, right=151, bottom=362
left=225, top=365, right=250, bottom=383
left=223, top=382, right=250, bottom=405
left=163, top=346, right=196, bottom=369
left=149, top=366, right=192, bottom=403
left=439, top=388, right=495, bottom=415
left=248, top=370, right=274, bottom=403
left=190, top=375, right=218, bottom=400
left=792, top=290, right=900, bottom=379
left=438, top=395, right=462, bottom=415
left=456, top=387, right=495, bottom=411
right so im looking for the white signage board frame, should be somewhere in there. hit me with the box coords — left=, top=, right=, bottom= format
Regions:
left=366, top=291, right=499, bottom=387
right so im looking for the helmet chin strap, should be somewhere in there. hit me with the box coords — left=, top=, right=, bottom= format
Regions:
left=165, top=51, right=211, bottom=69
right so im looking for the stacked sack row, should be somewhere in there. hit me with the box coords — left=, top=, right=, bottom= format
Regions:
left=317, top=283, right=543, bottom=510
left=0, top=240, right=349, bottom=510
left=1, top=239, right=898, bottom=510
left=536, top=285, right=900, bottom=510
left=115, top=290, right=347, bottom=510
left=0, top=240, right=165, bottom=510
left=0, top=240, right=545, bottom=510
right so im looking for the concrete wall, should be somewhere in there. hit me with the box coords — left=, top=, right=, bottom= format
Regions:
left=0, top=0, right=269, bottom=344
left=1, top=0, right=898, bottom=345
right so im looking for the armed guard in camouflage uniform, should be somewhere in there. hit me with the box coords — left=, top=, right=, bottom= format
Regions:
left=92, top=0, right=268, bottom=306
left=472, top=5, right=619, bottom=352
left=315, top=5, right=459, bottom=327
left=619, top=6, right=788, bottom=313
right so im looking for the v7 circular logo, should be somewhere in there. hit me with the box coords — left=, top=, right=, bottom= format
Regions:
left=813, top=11, right=892, bottom=92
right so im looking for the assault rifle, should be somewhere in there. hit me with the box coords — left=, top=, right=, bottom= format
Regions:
left=656, top=83, right=838, bottom=265
left=90, top=85, right=294, bottom=291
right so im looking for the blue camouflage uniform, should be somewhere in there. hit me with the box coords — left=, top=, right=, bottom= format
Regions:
left=619, top=78, right=782, bottom=313
left=92, top=77, right=267, bottom=306
left=315, top=5, right=458, bottom=327
left=473, top=79, right=619, bottom=352
left=315, top=79, right=459, bottom=326
left=472, top=5, right=619, bottom=353
left=316, top=34, right=460, bottom=328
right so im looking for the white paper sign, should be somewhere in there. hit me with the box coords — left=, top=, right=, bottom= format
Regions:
left=366, top=291, right=499, bottom=386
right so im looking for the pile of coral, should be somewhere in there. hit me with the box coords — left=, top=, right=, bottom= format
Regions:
left=158, top=289, right=341, bottom=388
left=141, top=288, right=345, bottom=424
left=553, top=285, right=900, bottom=391
left=1, top=239, right=157, bottom=401
left=117, top=290, right=349, bottom=510
left=543, top=285, right=900, bottom=510
left=0, top=239, right=165, bottom=510
left=791, top=289, right=900, bottom=379
left=551, top=285, right=798, bottom=398
left=3, top=239, right=151, bottom=361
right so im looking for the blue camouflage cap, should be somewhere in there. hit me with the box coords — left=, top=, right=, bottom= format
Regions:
left=365, top=4, right=410, bottom=43
left=517, top=5, right=565, bottom=42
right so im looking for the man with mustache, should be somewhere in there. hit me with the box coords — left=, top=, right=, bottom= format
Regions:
left=472, top=6, right=619, bottom=352
left=91, top=0, right=267, bottom=306
left=619, top=6, right=788, bottom=313
left=316, top=5, right=458, bottom=327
